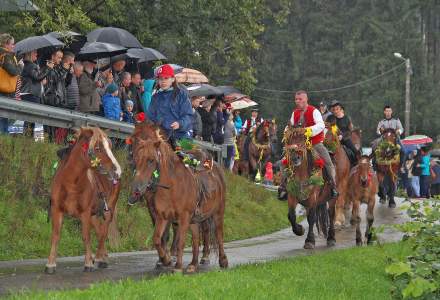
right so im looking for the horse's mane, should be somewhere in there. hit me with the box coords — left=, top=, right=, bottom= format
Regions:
left=382, top=127, right=396, bottom=135
left=75, top=126, right=109, bottom=149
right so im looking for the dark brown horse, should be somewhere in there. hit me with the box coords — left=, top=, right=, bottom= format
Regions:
left=347, top=156, right=378, bottom=245
left=46, top=127, right=122, bottom=273
left=236, top=120, right=278, bottom=181
left=284, top=126, right=336, bottom=249
left=130, top=122, right=228, bottom=272
left=374, top=128, right=400, bottom=208
left=324, top=123, right=351, bottom=228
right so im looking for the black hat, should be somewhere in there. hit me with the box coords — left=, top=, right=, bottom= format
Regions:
left=251, top=108, right=259, bottom=112
left=330, top=100, right=343, bottom=108
left=319, top=101, right=326, bottom=106
left=111, top=54, right=127, bottom=64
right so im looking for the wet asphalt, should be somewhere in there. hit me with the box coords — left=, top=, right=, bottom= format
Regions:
left=0, top=197, right=408, bottom=296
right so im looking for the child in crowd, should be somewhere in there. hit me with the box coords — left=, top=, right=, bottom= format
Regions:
left=123, top=100, right=135, bottom=124
left=102, top=83, right=122, bottom=121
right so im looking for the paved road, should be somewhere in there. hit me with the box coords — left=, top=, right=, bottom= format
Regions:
left=0, top=198, right=408, bottom=295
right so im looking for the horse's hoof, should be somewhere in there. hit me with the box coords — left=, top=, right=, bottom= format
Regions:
left=350, top=218, right=356, bottom=226
left=304, top=242, right=315, bottom=250
left=44, top=266, right=56, bottom=274
left=292, top=225, right=305, bottom=236
left=83, top=266, right=95, bottom=272
left=379, top=198, right=386, bottom=204
left=356, top=239, right=363, bottom=246
left=219, top=257, right=229, bottom=269
left=186, top=265, right=197, bottom=273
left=388, top=202, right=396, bottom=208
left=96, top=261, right=108, bottom=269
left=200, top=257, right=210, bottom=265
left=327, top=239, right=336, bottom=247
left=172, top=268, right=183, bottom=274
left=171, top=256, right=177, bottom=263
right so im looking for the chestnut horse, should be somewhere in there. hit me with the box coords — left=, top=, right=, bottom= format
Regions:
left=347, top=156, right=378, bottom=245
left=130, top=122, right=228, bottom=272
left=284, top=126, right=336, bottom=249
left=46, top=127, right=122, bottom=273
left=374, top=128, right=400, bottom=208
left=324, top=123, right=351, bottom=228
left=237, top=120, right=278, bottom=180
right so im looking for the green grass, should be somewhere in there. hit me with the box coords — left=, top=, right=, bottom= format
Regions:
left=8, top=242, right=411, bottom=300
left=0, top=135, right=288, bottom=260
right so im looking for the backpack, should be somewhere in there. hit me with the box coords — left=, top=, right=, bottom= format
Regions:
left=0, top=53, right=18, bottom=94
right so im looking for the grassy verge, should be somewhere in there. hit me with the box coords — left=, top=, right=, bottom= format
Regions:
left=9, top=242, right=411, bottom=300
left=0, top=135, right=288, bottom=260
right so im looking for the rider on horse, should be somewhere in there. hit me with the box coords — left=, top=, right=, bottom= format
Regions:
left=278, top=90, right=338, bottom=199
left=372, top=105, right=405, bottom=169
left=242, top=108, right=264, bottom=160
left=327, top=100, right=361, bottom=164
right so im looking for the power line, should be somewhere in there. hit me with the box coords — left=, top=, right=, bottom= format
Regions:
left=253, top=62, right=406, bottom=94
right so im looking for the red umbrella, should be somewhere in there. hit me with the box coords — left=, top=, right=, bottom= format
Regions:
left=401, top=135, right=433, bottom=145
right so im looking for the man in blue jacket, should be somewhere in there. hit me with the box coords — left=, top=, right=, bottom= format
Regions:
left=148, top=64, right=193, bottom=142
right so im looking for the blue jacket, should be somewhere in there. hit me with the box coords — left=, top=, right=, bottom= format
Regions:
left=123, top=111, right=135, bottom=124
left=142, top=79, right=155, bottom=113
left=420, top=154, right=431, bottom=176
left=234, top=115, right=243, bottom=133
left=148, top=87, right=193, bottom=139
left=102, top=93, right=122, bottom=121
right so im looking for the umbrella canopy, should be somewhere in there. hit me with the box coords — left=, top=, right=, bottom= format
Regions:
left=47, top=31, right=87, bottom=53
left=231, top=99, right=258, bottom=110
left=77, top=42, right=127, bottom=60
left=0, top=0, right=38, bottom=11
left=87, top=27, right=142, bottom=48
left=175, top=68, right=209, bottom=84
left=224, top=92, right=249, bottom=103
left=47, top=31, right=83, bottom=40
left=401, top=135, right=433, bottom=145
left=127, top=47, right=167, bottom=62
left=217, top=85, right=242, bottom=96
left=187, top=84, right=223, bottom=98
left=14, top=34, right=64, bottom=55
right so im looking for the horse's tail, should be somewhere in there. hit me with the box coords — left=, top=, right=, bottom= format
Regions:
left=315, top=201, right=329, bottom=238
left=205, top=216, right=219, bottom=256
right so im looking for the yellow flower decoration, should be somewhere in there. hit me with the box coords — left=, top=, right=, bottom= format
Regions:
left=91, top=157, right=101, bottom=168
left=304, top=127, right=313, bottom=150
left=331, top=124, right=338, bottom=136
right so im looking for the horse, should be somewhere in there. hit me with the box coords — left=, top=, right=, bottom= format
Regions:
left=346, top=156, right=378, bottom=245
left=324, top=123, right=351, bottom=228
left=283, top=125, right=336, bottom=249
left=130, top=122, right=228, bottom=272
left=129, top=123, right=211, bottom=265
left=351, top=128, right=362, bottom=154
left=46, top=127, right=122, bottom=274
left=373, top=128, right=400, bottom=208
left=237, top=120, right=278, bottom=181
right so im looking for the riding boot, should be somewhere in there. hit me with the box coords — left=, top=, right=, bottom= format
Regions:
left=243, top=135, right=250, bottom=161
left=330, top=178, right=339, bottom=199
left=277, top=172, right=288, bottom=201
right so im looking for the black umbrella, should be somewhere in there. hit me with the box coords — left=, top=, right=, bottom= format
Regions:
left=47, top=31, right=87, bottom=53
left=127, top=47, right=167, bottom=62
left=77, top=42, right=127, bottom=60
left=217, top=85, right=242, bottom=95
left=87, top=27, right=142, bottom=48
left=187, top=84, right=223, bottom=98
left=14, top=34, right=64, bottom=55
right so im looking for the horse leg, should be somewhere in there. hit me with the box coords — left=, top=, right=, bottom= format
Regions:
left=91, top=215, right=109, bottom=268
left=214, top=213, right=228, bottom=268
left=153, top=217, right=172, bottom=268
left=352, top=200, right=362, bottom=246
left=45, top=209, right=64, bottom=274
left=327, top=199, right=336, bottom=247
left=366, top=197, right=375, bottom=244
left=287, top=195, right=304, bottom=236
left=80, top=213, right=94, bottom=272
left=388, top=179, right=396, bottom=208
left=186, top=224, right=200, bottom=273
left=334, top=190, right=346, bottom=229
left=200, top=221, right=210, bottom=265
left=170, top=223, right=178, bottom=258
left=377, top=173, right=386, bottom=203
left=173, top=214, right=191, bottom=272
left=304, top=207, right=316, bottom=249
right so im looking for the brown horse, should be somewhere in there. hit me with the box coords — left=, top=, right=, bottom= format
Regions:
left=237, top=120, right=278, bottom=180
left=130, top=122, right=228, bottom=272
left=324, top=123, right=351, bottom=228
left=374, top=128, right=400, bottom=208
left=351, top=128, right=362, bottom=154
left=46, top=127, right=122, bottom=274
left=284, top=126, right=336, bottom=249
left=347, top=156, right=378, bottom=245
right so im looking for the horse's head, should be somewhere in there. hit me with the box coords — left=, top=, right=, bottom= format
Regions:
left=381, top=128, right=397, bottom=145
left=351, top=128, right=362, bottom=151
left=266, top=119, right=278, bottom=144
left=75, top=127, right=122, bottom=181
left=284, top=126, right=308, bottom=167
left=358, top=156, right=372, bottom=187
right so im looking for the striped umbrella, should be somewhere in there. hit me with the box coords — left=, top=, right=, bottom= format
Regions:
left=401, top=135, right=433, bottom=145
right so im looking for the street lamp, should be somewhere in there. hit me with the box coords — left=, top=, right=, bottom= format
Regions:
left=393, top=52, right=412, bottom=137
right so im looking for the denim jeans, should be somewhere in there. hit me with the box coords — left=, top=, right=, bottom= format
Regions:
left=410, top=176, right=420, bottom=198
left=0, top=118, right=8, bottom=134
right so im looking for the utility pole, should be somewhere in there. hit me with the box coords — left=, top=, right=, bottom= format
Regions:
left=394, top=53, right=412, bottom=137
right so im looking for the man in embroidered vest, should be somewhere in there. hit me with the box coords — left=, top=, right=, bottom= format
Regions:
left=242, top=108, right=264, bottom=161
left=278, top=90, right=338, bottom=200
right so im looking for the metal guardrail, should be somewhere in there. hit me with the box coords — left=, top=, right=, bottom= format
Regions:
left=0, top=96, right=225, bottom=163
